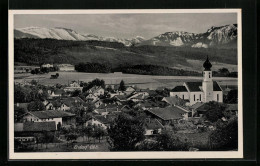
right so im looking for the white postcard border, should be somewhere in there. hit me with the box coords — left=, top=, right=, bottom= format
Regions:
left=8, top=9, right=243, bottom=159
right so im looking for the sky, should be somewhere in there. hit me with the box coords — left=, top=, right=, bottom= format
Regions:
left=14, top=13, right=237, bottom=39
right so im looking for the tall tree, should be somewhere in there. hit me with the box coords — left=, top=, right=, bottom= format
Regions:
left=107, top=113, right=145, bottom=151
left=27, top=100, right=45, bottom=112
left=209, top=117, right=238, bottom=150
left=119, top=80, right=126, bottom=91
left=204, top=102, right=227, bottom=122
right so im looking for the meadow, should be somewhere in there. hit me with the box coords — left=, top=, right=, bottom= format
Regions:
left=14, top=71, right=238, bottom=90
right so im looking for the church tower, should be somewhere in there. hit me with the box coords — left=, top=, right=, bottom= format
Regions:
left=202, top=55, right=213, bottom=102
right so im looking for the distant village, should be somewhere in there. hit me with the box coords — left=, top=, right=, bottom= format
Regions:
left=14, top=57, right=238, bottom=152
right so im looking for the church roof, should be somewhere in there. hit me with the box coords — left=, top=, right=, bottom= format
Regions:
left=172, top=86, right=188, bottom=92
left=185, top=82, right=203, bottom=92
left=185, top=81, right=222, bottom=92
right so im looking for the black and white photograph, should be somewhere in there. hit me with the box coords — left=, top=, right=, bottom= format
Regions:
left=8, top=9, right=243, bottom=159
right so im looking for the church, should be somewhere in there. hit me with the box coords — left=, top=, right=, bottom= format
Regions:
left=170, top=56, right=223, bottom=106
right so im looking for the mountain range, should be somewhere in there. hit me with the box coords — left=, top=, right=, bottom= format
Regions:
left=14, top=24, right=237, bottom=48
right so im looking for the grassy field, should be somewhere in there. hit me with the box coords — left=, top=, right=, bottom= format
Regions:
left=14, top=71, right=238, bottom=90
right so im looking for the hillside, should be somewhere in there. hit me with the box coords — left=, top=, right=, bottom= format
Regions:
left=14, top=38, right=237, bottom=72
left=14, top=24, right=237, bottom=48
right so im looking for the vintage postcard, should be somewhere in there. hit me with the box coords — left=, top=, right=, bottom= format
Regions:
left=8, top=9, right=243, bottom=159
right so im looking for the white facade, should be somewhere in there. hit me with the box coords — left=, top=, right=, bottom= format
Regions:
left=170, top=91, right=189, bottom=100
left=41, top=64, right=53, bottom=68
left=60, top=104, right=70, bottom=111
left=85, top=118, right=107, bottom=129
left=202, top=70, right=213, bottom=102
left=22, top=114, right=62, bottom=130
left=58, top=64, right=75, bottom=71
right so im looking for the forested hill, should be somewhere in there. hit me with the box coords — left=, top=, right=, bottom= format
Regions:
left=14, top=38, right=237, bottom=71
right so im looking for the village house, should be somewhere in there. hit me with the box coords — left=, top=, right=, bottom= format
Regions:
left=124, top=86, right=136, bottom=95
left=169, top=56, right=223, bottom=105
left=85, top=114, right=117, bottom=129
left=14, top=121, right=56, bottom=145
left=112, top=94, right=128, bottom=102
left=48, top=89, right=66, bottom=98
left=22, top=110, right=76, bottom=129
left=93, top=99, right=103, bottom=108
left=94, top=104, right=131, bottom=115
left=57, top=64, right=75, bottom=71
left=144, top=118, right=164, bottom=136
left=146, top=106, right=190, bottom=125
left=162, top=96, right=188, bottom=106
left=127, top=91, right=149, bottom=102
left=87, top=86, right=105, bottom=97
left=59, top=97, right=88, bottom=111
left=41, top=63, right=53, bottom=68
left=189, top=102, right=206, bottom=117
left=64, top=81, right=83, bottom=92
left=85, top=93, right=99, bottom=102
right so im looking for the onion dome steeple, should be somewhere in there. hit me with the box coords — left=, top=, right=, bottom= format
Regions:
left=203, top=55, right=212, bottom=71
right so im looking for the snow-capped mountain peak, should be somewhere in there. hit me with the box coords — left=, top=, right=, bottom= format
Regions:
left=14, top=24, right=237, bottom=48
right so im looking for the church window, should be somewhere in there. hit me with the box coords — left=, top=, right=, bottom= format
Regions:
left=182, top=95, right=184, bottom=100
left=194, top=95, right=195, bottom=101
left=209, top=72, right=211, bottom=78
left=217, top=94, right=219, bottom=101
left=200, top=94, right=201, bottom=101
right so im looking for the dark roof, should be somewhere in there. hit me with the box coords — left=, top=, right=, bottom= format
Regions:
left=147, top=106, right=186, bottom=120
left=15, top=122, right=56, bottom=132
left=185, top=82, right=202, bottom=92
left=61, top=97, right=88, bottom=107
left=172, top=86, right=188, bottom=92
left=185, top=81, right=222, bottom=92
left=28, top=110, right=75, bottom=119
left=24, top=122, right=56, bottom=131
left=213, top=81, right=222, bottom=91
left=190, top=102, right=205, bottom=110
left=144, top=119, right=164, bottom=130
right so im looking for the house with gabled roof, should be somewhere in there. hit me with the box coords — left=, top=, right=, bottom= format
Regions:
left=146, top=106, right=189, bottom=125
left=170, top=56, right=223, bottom=105
left=94, top=104, right=131, bottom=115
left=162, top=96, right=188, bottom=106
left=14, top=121, right=56, bottom=145
left=85, top=114, right=117, bottom=129
left=144, top=118, right=164, bottom=136
left=64, top=80, right=83, bottom=92
left=87, top=86, right=105, bottom=97
left=22, top=110, right=76, bottom=129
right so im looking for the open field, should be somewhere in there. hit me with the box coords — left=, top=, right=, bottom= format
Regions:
left=14, top=71, right=238, bottom=90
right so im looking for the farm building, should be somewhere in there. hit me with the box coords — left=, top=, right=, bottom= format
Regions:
left=146, top=106, right=190, bottom=125
left=22, top=110, right=76, bottom=129
left=57, top=64, right=75, bottom=71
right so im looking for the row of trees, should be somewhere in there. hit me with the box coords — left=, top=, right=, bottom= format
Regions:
left=31, top=67, right=59, bottom=75
left=213, top=68, right=238, bottom=77
left=14, top=84, right=48, bottom=103
left=116, top=64, right=201, bottom=76
left=75, top=62, right=111, bottom=73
